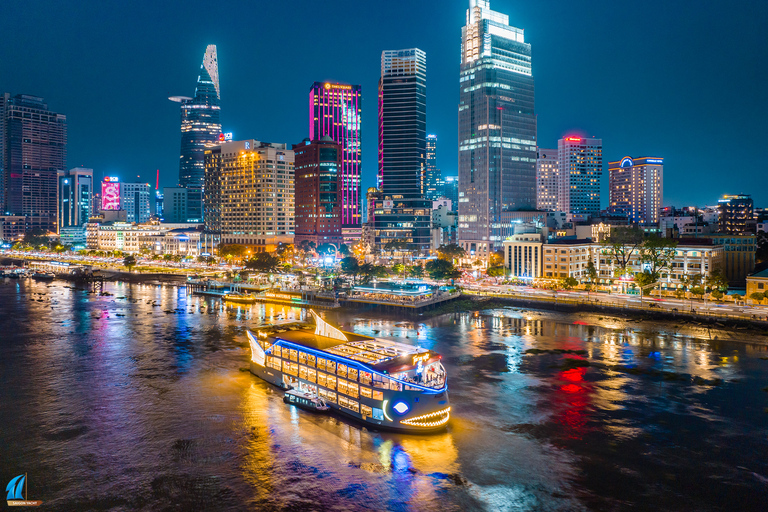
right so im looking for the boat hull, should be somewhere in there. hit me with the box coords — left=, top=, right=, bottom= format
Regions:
left=250, top=362, right=450, bottom=433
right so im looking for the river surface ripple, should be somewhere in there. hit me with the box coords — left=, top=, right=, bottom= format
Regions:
left=1, top=280, right=767, bottom=511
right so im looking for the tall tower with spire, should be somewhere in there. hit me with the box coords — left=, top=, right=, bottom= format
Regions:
left=170, top=44, right=221, bottom=222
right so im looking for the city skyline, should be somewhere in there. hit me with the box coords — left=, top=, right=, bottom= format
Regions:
left=0, top=0, right=766, bottom=209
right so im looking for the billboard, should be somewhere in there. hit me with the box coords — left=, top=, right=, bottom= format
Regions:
left=101, top=180, right=120, bottom=210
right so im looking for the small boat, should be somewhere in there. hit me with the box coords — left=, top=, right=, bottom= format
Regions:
left=31, top=271, right=55, bottom=281
left=283, top=389, right=330, bottom=412
left=223, top=292, right=257, bottom=304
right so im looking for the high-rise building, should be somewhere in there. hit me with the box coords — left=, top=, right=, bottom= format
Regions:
left=309, top=82, right=362, bottom=244
left=1, top=94, right=66, bottom=233
left=458, top=1, right=537, bottom=257
left=58, top=167, right=93, bottom=229
left=170, top=45, right=221, bottom=223
left=120, top=182, right=151, bottom=223
left=425, top=135, right=442, bottom=201
left=162, top=187, right=188, bottom=224
left=204, top=140, right=295, bottom=252
left=293, top=137, right=343, bottom=247
left=536, top=148, right=558, bottom=211
left=375, top=48, right=432, bottom=252
left=443, top=176, right=459, bottom=211
left=608, top=156, right=663, bottom=224
left=718, top=194, right=754, bottom=234
left=557, top=136, right=602, bottom=215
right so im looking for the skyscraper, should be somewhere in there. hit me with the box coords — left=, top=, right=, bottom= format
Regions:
left=170, top=45, right=221, bottom=223
left=718, top=194, right=754, bottom=234
left=536, top=148, right=558, bottom=211
left=425, top=134, right=442, bottom=201
left=443, top=176, right=459, bottom=211
left=375, top=48, right=432, bottom=252
left=309, top=82, right=362, bottom=243
left=1, top=94, right=67, bottom=233
left=557, top=136, right=603, bottom=215
left=58, top=167, right=93, bottom=229
left=608, top=156, right=663, bottom=224
left=293, top=137, right=343, bottom=247
left=458, top=0, right=536, bottom=256
left=120, top=182, right=152, bottom=223
left=204, top=140, right=295, bottom=252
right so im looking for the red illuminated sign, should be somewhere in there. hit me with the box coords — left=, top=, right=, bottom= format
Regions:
left=565, top=136, right=581, bottom=142
left=101, top=181, right=120, bottom=210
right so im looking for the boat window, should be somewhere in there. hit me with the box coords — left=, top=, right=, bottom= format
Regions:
left=267, top=356, right=281, bottom=370
left=307, top=368, right=317, bottom=383
left=298, top=352, right=308, bottom=365
left=338, top=379, right=348, bottom=396
left=326, top=360, right=336, bottom=373
left=389, top=380, right=401, bottom=392
left=307, top=354, right=316, bottom=367
left=360, top=386, right=372, bottom=399
left=337, top=364, right=347, bottom=378
left=372, top=407, right=384, bottom=421
left=372, top=374, right=388, bottom=389
left=299, top=366, right=308, bottom=380
left=272, top=346, right=282, bottom=358
left=326, top=375, right=336, bottom=389
left=347, top=368, right=358, bottom=381
left=347, top=383, right=358, bottom=398
left=319, top=389, right=337, bottom=403
left=318, top=372, right=327, bottom=387
left=359, top=371, right=372, bottom=385
left=361, top=404, right=372, bottom=419
left=288, top=349, right=298, bottom=362
left=317, top=358, right=326, bottom=371
left=373, top=390, right=384, bottom=401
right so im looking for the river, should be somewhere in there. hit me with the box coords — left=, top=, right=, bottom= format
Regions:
left=1, top=279, right=767, bottom=511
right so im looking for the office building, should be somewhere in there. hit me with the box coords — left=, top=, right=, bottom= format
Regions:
left=1, top=94, right=66, bottom=233
left=608, top=156, right=663, bottom=225
left=376, top=48, right=431, bottom=252
left=204, top=139, right=294, bottom=252
left=425, top=135, right=442, bottom=201
left=536, top=148, right=558, bottom=211
left=170, top=45, right=221, bottom=222
left=557, top=136, right=602, bottom=215
left=502, top=232, right=545, bottom=279
left=120, top=182, right=151, bottom=223
left=293, top=137, right=343, bottom=247
left=0, top=215, right=26, bottom=242
left=58, top=167, right=93, bottom=229
left=718, top=194, right=754, bottom=234
left=442, top=176, right=459, bottom=210
left=709, top=233, right=756, bottom=286
left=309, top=81, right=362, bottom=243
left=458, top=0, right=537, bottom=257
left=163, top=187, right=188, bottom=224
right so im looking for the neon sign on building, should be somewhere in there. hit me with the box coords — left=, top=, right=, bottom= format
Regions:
left=101, top=179, right=121, bottom=211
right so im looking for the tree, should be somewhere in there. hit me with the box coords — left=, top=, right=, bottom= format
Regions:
left=351, top=241, right=370, bottom=262
left=11, top=242, right=23, bottom=251
left=601, top=227, right=644, bottom=277
left=710, top=289, right=724, bottom=301
left=316, top=243, right=337, bottom=256
left=437, top=243, right=466, bottom=263
left=245, top=252, right=281, bottom=273
left=639, top=236, right=677, bottom=281
left=123, top=254, right=137, bottom=272
left=358, top=263, right=377, bottom=284
left=560, top=276, right=578, bottom=290
left=23, top=229, right=49, bottom=249
left=584, top=260, right=598, bottom=292
left=731, top=293, right=742, bottom=302
left=705, top=269, right=728, bottom=294
left=218, top=244, right=247, bottom=262
left=489, top=250, right=504, bottom=268
left=275, top=243, right=294, bottom=263
left=425, top=259, right=462, bottom=281
left=197, top=255, right=215, bottom=265
left=340, top=256, right=360, bottom=281
left=634, top=271, right=656, bottom=289
left=487, top=266, right=505, bottom=278
left=690, top=286, right=706, bottom=299
left=53, top=244, right=68, bottom=254
left=163, top=254, right=174, bottom=261
left=338, top=244, right=351, bottom=257
left=409, top=263, right=425, bottom=279
left=749, top=292, right=765, bottom=304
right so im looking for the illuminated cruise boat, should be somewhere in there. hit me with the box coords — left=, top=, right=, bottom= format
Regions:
left=246, top=311, right=450, bottom=432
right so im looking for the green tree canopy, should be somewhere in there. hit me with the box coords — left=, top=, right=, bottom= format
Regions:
left=425, top=259, right=462, bottom=280
left=437, top=243, right=466, bottom=262
left=245, top=252, right=281, bottom=273
left=123, top=254, right=137, bottom=272
left=601, top=227, right=644, bottom=277
left=340, top=256, right=360, bottom=276
left=749, top=291, right=765, bottom=303
left=639, top=236, right=678, bottom=281
left=560, top=276, right=578, bottom=290
left=487, top=266, right=505, bottom=277
left=584, top=260, right=599, bottom=291
left=219, top=244, right=247, bottom=260
left=409, top=264, right=425, bottom=279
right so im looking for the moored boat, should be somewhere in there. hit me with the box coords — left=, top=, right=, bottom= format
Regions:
left=31, top=271, right=55, bottom=281
left=246, top=311, right=451, bottom=433
left=224, top=292, right=257, bottom=304
left=283, top=389, right=330, bottom=412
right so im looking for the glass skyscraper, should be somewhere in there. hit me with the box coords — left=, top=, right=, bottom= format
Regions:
left=458, top=0, right=536, bottom=256
left=58, top=167, right=93, bottom=228
left=309, top=82, right=362, bottom=243
left=170, top=44, right=221, bottom=223
left=375, top=48, right=431, bottom=252
left=425, top=134, right=441, bottom=201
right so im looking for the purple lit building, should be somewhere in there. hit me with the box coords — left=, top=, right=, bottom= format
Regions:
left=309, top=82, right=362, bottom=244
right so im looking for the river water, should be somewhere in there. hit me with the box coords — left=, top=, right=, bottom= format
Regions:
left=1, top=280, right=767, bottom=511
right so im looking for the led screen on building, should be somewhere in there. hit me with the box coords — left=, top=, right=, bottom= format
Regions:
left=101, top=181, right=120, bottom=210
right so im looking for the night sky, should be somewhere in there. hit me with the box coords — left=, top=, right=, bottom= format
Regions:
left=2, top=0, right=766, bottom=208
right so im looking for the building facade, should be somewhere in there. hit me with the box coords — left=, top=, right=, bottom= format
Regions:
left=85, top=221, right=203, bottom=256
left=376, top=48, right=431, bottom=252
left=309, top=81, right=362, bottom=243
left=442, top=176, right=459, bottom=210
left=204, top=140, right=295, bottom=252
left=58, top=167, right=93, bottom=229
left=293, top=137, right=343, bottom=247
left=0, top=215, right=26, bottom=242
left=557, top=136, right=602, bottom=215
left=608, top=156, right=663, bottom=224
left=709, top=234, right=756, bottom=286
left=425, top=135, right=442, bottom=201
left=458, top=0, right=537, bottom=255
left=1, top=94, right=66, bottom=233
left=536, top=148, right=558, bottom=211
left=163, top=187, right=188, bottom=224
left=120, top=182, right=151, bottom=224
left=502, top=232, right=545, bottom=279
left=718, top=194, right=754, bottom=234
left=170, top=45, right=221, bottom=223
